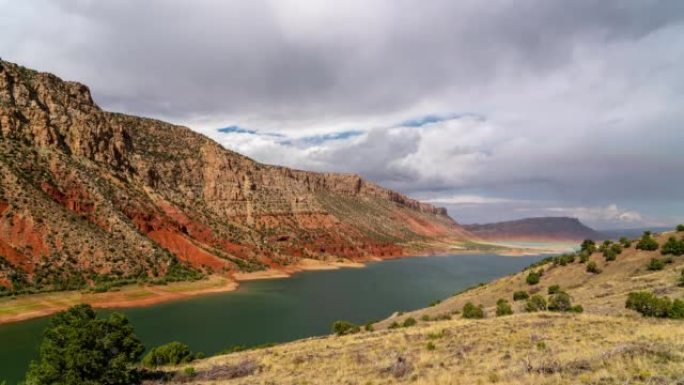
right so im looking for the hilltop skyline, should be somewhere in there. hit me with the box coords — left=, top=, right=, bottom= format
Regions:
left=2, top=0, right=683, bottom=228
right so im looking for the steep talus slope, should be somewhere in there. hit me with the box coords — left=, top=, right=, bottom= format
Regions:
left=0, top=60, right=469, bottom=291
left=464, top=216, right=601, bottom=242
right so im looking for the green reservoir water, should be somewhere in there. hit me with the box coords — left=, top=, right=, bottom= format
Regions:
left=0, top=253, right=543, bottom=383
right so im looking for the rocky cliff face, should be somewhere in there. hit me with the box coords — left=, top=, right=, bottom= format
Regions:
left=464, top=217, right=600, bottom=242
left=0, top=60, right=470, bottom=292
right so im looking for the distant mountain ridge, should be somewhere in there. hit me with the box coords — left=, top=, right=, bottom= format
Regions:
left=464, top=217, right=601, bottom=242
left=0, top=59, right=471, bottom=292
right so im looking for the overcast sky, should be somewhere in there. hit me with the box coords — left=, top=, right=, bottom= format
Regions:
left=2, top=0, right=683, bottom=229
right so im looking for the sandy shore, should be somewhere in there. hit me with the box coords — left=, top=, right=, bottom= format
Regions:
left=0, top=258, right=369, bottom=325
left=234, top=258, right=368, bottom=281
left=0, top=276, right=238, bottom=325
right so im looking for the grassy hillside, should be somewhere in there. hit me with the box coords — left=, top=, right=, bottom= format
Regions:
left=143, top=230, right=684, bottom=384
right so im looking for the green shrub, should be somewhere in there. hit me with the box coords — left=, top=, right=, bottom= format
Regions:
left=525, top=295, right=547, bottom=312
left=586, top=261, right=601, bottom=274
left=661, top=237, right=684, bottom=256
left=580, top=240, right=596, bottom=254
left=646, top=258, right=665, bottom=271
left=679, top=270, right=684, bottom=287
left=555, top=253, right=576, bottom=266
left=547, top=285, right=561, bottom=295
left=619, top=237, right=632, bottom=248
left=364, top=322, right=375, bottom=332
left=636, top=232, right=659, bottom=251
left=420, top=314, right=431, bottom=322
left=578, top=251, right=590, bottom=263
left=462, top=302, right=485, bottom=319
left=388, top=321, right=400, bottom=329
left=598, top=240, right=613, bottom=253
left=513, top=290, right=529, bottom=301
left=670, top=299, right=684, bottom=319
left=496, top=299, right=513, bottom=317
left=571, top=304, right=584, bottom=313
left=603, top=243, right=622, bottom=261
left=402, top=317, right=417, bottom=327
left=332, top=320, right=360, bottom=336
left=142, top=341, right=196, bottom=368
left=25, top=305, right=144, bottom=384
left=183, top=367, right=197, bottom=377
left=548, top=292, right=573, bottom=312
left=676, top=224, right=684, bottom=232
left=526, top=271, right=541, bottom=285
left=426, top=341, right=436, bottom=351
left=626, top=291, right=678, bottom=318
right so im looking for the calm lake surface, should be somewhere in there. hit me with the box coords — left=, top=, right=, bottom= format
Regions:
left=0, top=253, right=543, bottom=384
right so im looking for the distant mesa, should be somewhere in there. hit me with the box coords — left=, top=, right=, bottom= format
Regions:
left=464, top=217, right=601, bottom=242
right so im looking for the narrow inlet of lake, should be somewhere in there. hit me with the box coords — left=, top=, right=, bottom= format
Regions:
left=0, top=253, right=544, bottom=384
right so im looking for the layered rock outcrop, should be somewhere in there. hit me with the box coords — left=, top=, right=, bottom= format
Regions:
left=0, top=60, right=471, bottom=291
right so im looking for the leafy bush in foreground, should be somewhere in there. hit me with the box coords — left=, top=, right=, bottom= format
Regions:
left=547, top=285, right=561, bottom=295
left=580, top=239, right=596, bottom=254
left=402, top=317, right=417, bottom=327
left=578, top=251, right=590, bottom=264
left=548, top=292, right=574, bottom=312
left=525, top=295, right=547, bottom=312
left=332, top=320, right=360, bottom=336
left=661, top=237, right=684, bottom=256
left=513, top=290, right=529, bottom=301
left=25, top=304, right=144, bottom=385
left=586, top=261, right=601, bottom=274
left=626, top=291, right=684, bottom=319
left=571, top=304, right=584, bottom=313
left=598, top=240, right=613, bottom=253
left=636, top=232, right=659, bottom=251
left=142, top=341, right=197, bottom=368
left=526, top=271, right=541, bottom=285
left=462, top=302, right=484, bottom=319
left=496, top=299, right=513, bottom=317
left=647, top=258, right=666, bottom=271
left=554, top=253, right=576, bottom=266
left=603, top=243, right=623, bottom=261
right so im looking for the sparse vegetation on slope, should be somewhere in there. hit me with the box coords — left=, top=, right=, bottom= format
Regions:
left=146, top=314, right=684, bottom=385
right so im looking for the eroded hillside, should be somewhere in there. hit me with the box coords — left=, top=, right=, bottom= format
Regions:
left=0, top=60, right=470, bottom=293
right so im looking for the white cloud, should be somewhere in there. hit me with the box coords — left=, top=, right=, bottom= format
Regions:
left=541, top=204, right=643, bottom=224
left=2, top=0, right=683, bottom=226
left=422, top=195, right=521, bottom=205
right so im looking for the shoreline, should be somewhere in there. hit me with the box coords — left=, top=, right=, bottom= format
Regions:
left=0, top=258, right=373, bottom=326
left=0, top=244, right=561, bottom=326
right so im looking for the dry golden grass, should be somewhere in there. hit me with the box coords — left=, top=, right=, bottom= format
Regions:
left=378, top=232, right=684, bottom=327
left=155, top=313, right=684, bottom=385
left=152, top=232, right=684, bottom=384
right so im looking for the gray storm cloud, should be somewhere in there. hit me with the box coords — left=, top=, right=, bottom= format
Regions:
left=1, top=0, right=683, bottom=228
